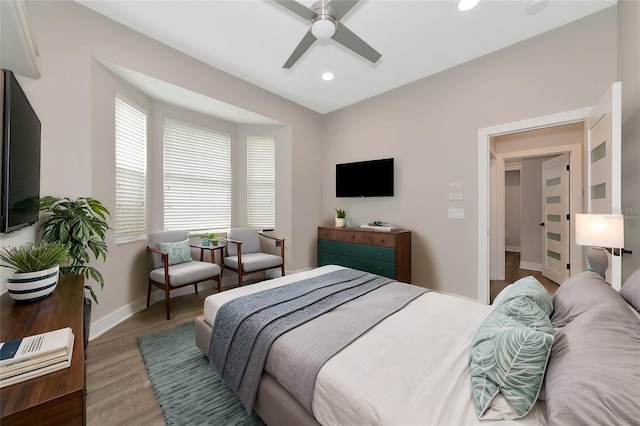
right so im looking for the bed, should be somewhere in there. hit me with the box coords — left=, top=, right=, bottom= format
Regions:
left=195, top=265, right=640, bottom=426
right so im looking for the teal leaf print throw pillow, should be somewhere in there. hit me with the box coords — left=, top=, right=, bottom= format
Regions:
left=470, top=297, right=554, bottom=420
left=157, top=239, right=192, bottom=266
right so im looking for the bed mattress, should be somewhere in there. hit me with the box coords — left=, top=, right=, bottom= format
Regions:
left=203, top=266, right=547, bottom=425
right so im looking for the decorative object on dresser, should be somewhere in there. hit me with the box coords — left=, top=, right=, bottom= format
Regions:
left=0, top=275, right=86, bottom=426
left=317, top=226, right=411, bottom=282
left=334, top=208, right=346, bottom=228
left=575, top=213, right=625, bottom=279
left=0, top=242, right=70, bottom=303
left=147, top=230, right=222, bottom=320
left=221, top=228, right=285, bottom=286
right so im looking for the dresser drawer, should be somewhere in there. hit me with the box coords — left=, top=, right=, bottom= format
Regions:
left=337, top=231, right=370, bottom=245
left=318, top=228, right=337, bottom=241
left=318, top=240, right=395, bottom=263
left=370, top=233, right=395, bottom=248
left=317, top=253, right=396, bottom=279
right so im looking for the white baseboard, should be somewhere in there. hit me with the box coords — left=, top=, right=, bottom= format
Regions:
left=520, top=262, right=543, bottom=272
left=505, top=246, right=521, bottom=253
left=89, top=269, right=302, bottom=341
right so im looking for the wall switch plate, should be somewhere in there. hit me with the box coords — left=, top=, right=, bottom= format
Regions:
left=448, top=208, right=464, bottom=219
left=449, top=182, right=463, bottom=200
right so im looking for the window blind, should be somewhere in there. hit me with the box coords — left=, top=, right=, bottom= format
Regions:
left=115, top=96, right=147, bottom=243
left=247, top=136, right=275, bottom=229
left=163, top=119, right=231, bottom=231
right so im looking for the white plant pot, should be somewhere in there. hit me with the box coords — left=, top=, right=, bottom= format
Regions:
left=335, top=217, right=346, bottom=228
left=6, top=265, right=60, bottom=303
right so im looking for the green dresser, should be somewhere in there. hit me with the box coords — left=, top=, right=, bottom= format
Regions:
left=317, top=227, right=411, bottom=282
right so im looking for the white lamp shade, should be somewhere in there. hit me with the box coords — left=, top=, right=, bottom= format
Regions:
left=575, top=214, right=624, bottom=248
left=311, top=18, right=336, bottom=40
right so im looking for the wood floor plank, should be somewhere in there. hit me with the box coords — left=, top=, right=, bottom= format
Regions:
left=490, top=251, right=559, bottom=303
left=86, top=287, right=219, bottom=425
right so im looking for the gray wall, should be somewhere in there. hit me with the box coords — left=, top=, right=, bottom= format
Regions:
left=618, top=0, right=640, bottom=282
left=504, top=170, right=521, bottom=251
left=3, top=0, right=323, bottom=326
left=322, top=7, right=618, bottom=297
left=3, top=2, right=635, bottom=327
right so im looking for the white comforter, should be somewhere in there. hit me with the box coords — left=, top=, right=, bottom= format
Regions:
left=204, top=266, right=547, bottom=426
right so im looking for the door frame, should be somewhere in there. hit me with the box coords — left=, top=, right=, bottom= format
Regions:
left=478, top=108, right=590, bottom=304
left=493, top=146, right=581, bottom=282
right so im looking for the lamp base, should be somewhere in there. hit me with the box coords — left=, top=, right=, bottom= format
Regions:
left=588, top=247, right=608, bottom=279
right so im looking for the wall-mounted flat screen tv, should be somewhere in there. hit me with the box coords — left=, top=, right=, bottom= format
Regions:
left=1, top=69, right=42, bottom=233
left=336, top=158, right=394, bottom=197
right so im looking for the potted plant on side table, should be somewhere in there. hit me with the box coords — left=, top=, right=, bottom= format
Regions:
left=0, top=242, right=70, bottom=303
left=39, top=196, right=111, bottom=347
left=200, top=232, right=222, bottom=247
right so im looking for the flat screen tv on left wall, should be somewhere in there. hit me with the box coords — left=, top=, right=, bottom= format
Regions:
left=1, top=69, right=42, bottom=234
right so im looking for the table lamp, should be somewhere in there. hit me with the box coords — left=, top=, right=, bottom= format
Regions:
left=575, top=214, right=624, bottom=279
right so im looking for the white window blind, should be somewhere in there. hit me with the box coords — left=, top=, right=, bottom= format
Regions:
left=163, top=119, right=231, bottom=231
left=247, top=136, right=275, bottom=229
left=115, top=96, right=147, bottom=243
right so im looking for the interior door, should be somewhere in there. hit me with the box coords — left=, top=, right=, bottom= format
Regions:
left=541, top=153, right=570, bottom=284
left=587, top=82, right=622, bottom=289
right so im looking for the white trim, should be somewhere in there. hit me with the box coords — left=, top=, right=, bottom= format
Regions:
left=478, top=107, right=591, bottom=305
left=88, top=268, right=305, bottom=340
left=520, top=261, right=543, bottom=272
left=505, top=246, right=521, bottom=253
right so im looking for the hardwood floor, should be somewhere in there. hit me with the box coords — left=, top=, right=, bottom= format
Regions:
left=86, top=264, right=557, bottom=425
left=490, top=251, right=559, bottom=303
left=86, top=287, right=219, bottom=426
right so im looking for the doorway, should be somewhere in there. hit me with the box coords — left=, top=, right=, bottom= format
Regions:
left=477, top=107, right=591, bottom=304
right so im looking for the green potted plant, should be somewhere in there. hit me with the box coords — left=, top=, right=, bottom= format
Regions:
left=200, top=232, right=222, bottom=246
left=39, top=196, right=111, bottom=304
left=335, top=208, right=347, bottom=228
left=0, top=242, right=70, bottom=302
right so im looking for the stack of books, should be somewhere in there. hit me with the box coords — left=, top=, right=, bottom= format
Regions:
left=0, top=327, right=74, bottom=388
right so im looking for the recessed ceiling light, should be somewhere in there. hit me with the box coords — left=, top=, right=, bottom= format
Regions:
left=526, top=0, right=548, bottom=15
left=322, top=72, right=334, bottom=81
left=458, top=0, right=480, bottom=12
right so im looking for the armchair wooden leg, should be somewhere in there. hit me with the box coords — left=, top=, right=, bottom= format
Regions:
left=165, top=285, right=171, bottom=320
left=281, top=264, right=285, bottom=277
left=194, top=283, right=198, bottom=294
left=216, top=276, right=221, bottom=293
left=238, top=270, right=244, bottom=287
left=146, top=280, right=152, bottom=307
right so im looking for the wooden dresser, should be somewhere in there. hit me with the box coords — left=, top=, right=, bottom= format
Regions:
left=317, top=226, right=411, bottom=282
left=1, top=275, right=86, bottom=426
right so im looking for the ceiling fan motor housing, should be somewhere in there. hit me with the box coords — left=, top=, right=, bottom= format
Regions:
left=311, top=1, right=337, bottom=39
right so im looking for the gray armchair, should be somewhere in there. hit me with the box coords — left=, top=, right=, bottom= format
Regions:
left=221, top=228, right=285, bottom=286
left=147, top=230, right=221, bottom=320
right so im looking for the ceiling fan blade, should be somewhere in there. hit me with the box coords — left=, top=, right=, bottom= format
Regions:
left=325, top=0, right=359, bottom=20
left=332, top=24, right=381, bottom=64
left=273, top=0, right=317, bottom=20
left=283, top=31, right=317, bottom=69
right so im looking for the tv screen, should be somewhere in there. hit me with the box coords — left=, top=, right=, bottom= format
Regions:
left=1, top=69, right=41, bottom=233
left=336, top=158, right=394, bottom=197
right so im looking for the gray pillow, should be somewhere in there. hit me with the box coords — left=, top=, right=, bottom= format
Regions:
left=545, top=271, right=640, bottom=425
left=620, top=267, right=640, bottom=312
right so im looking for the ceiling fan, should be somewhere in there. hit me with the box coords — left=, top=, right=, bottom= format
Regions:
left=274, top=0, right=382, bottom=69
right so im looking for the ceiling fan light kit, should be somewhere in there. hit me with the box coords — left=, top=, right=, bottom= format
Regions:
left=275, top=0, right=381, bottom=69
left=311, top=15, right=336, bottom=39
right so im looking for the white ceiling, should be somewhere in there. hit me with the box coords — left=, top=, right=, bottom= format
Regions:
left=77, top=0, right=616, bottom=117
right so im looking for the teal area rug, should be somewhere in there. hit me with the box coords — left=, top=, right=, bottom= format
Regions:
left=137, top=322, right=264, bottom=426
